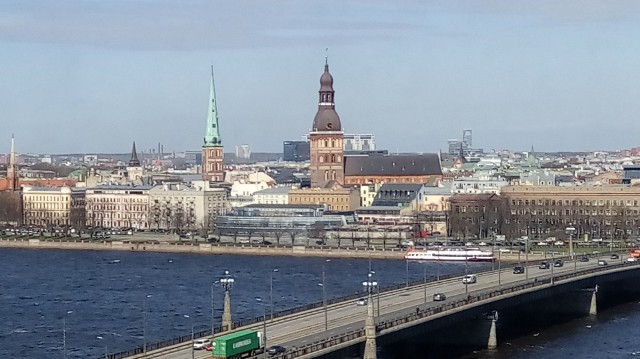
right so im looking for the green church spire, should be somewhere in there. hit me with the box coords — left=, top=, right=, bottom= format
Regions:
left=203, top=66, right=222, bottom=147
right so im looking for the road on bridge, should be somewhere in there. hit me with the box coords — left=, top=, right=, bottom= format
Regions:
left=131, top=254, right=629, bottom=359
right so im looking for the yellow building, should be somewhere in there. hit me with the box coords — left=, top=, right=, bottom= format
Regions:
left=22, top=186, right=86, bottom=228
left=289, top=186, right=360, bottom=211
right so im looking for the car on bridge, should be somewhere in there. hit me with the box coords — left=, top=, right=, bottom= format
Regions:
left=553, top=259, right=564, bottom=267
left=462, top=274, right=477, bottom=284
left=193, top=338, right=211, bottom=350
left=433, top=293, right=446, bottom=301
left=598, top=259, right=608, bottom=266
left=513, top=265, right=525, bottom=274
left=356, top=298, right=368, bottom=306
left=580, top=256, right=590, bottom=262
left=268, top=345, right=286, bottom=355
left=610, top=254, right=620, bottom=260
left=538, top=261, right=550, bottom=269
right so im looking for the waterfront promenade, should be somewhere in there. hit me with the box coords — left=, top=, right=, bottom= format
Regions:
left=0, top=236, right=552, bottom=262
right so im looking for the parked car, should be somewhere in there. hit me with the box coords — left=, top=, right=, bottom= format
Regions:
left=356, top=298, right=368, bottom=306
left=554, top=240, right=565, bottom=246
left=462, top=274, right=477, bottom=284
left=433, top=293, right=447, bottom=301
left=513, top=265, right=525, bottom=274
left=538, top=261, right=550, bottom=269
left=553, top=259, right=564, bottom=267
left=193, top=338, right=211, bottom=350
left=598, top=259, right=608, bottom=266
left=268, top=345, right=286, bottom=355
left=315, top=240, right=326, bottom=245
left=610, top=254, right=620, bottom=260
left=580, top=256, right=590, bottom=262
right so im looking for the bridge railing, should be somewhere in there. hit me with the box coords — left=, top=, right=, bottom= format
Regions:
left=262, top=259, right=640, bottom=359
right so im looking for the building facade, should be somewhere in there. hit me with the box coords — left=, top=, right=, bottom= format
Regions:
left=344, top=134, right=375, bottom=151
left=289, top=186, right=360, bottom=211
left=202, top=67, right=225, bottom=182
left=309, top=59, right=344, bottom=187
left=253, top=187, right=290, bottom=205
left=282, top=140, right=310, bottom=162
left=149, top=184, right=228, bottom=233
left=501, top=185, right=640, bottom=241
left=85, top=185, right=152, bottom=229
left=22, top=186, right=85, bottom=228
left=447, top=193, right=507, bottom=239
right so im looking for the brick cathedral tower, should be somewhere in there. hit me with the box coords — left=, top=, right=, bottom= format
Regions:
left=202, top=67, right=225, bottom=182
left=309, top=57, right=344, bottom=188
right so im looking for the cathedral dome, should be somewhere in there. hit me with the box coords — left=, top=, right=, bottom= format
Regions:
left=320, top=66, right=334, bottom=91
left=312, top=108, right=342, bottom=132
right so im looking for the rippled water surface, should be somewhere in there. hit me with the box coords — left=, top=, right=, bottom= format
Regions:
left=3, top=248, right=639, bottom=359
left=0, top=248, right=477, bottom=358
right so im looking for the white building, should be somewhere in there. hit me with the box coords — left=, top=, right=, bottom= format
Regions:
left=85, top=185, right=152, bottom=229
left=22, top=186, right=86, bottom=228
left=149, top=184, right=228, bottom=232
left=451, top=176, right=508, bottom=194
left=359, top=183, right=382, bottom=207
left=344, top=134, right=376, bottom=151
left=253, top=187, right=290, bottom=205
left=235, top=144, right=251, bottom=160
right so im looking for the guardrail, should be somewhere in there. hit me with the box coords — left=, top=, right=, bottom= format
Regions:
left=104, top=265, right=500, bottom=359
left=260, top=259, right=640, bottom=359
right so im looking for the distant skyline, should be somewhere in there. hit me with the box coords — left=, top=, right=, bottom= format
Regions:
left=2, top=0, right=640, bottom=155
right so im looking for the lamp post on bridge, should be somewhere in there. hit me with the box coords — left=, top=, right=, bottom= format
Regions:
left=566, top=225, right=577, bottom=272
left=220, top=270, right=235, bottom=331
left=270, top=268, right=279, bottom=321
left=211, top=281, right=219, bottom=337
left=362, top=272, right=378, bottom=359
left=255, top=297, right=268, bottom=359
left=142, top=294, right=152, bottom=357
left=183, top=315, right=194, bottom=359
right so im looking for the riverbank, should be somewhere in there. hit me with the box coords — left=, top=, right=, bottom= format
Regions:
left=0, top=237, right=553, bottom=262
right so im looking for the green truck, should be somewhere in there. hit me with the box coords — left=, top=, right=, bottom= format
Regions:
left=211, top=329, right=265, bottom=359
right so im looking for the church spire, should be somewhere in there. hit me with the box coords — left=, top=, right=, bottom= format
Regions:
left=129, top=141, right=141, bottom=167
left=203, top=66, right=222, bottom=147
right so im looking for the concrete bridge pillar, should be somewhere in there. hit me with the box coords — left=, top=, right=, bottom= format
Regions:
left=487, top=311, right=498, bottom=350
left=363, top=292, right=377, bottom=359
left=222, top=289, right=232, bottom=331
left=589, top=285, right=599, bottom=316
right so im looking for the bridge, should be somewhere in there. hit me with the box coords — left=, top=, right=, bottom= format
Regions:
left=113, top=255, right=640, bottom=359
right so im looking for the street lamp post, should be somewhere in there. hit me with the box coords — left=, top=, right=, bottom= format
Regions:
left=255, top=298, right=268, bottom=359
left=270, top=269, right=279, bottom=321
left=362, top=272, right=379, bottom=359
left=566, top=225, right=576, bottom=260
left=423, top=262, right=427, bottom=304
left=143, top=294, right=152, bottom=356
left=220, top=271, right=235, bottom=331
left=320, top=259, right=330, bottom=331
left=464, top=255, right=469, bottom=294
left=183, top=315, right=194, bottom=359
left=211, top=281, right=219, bottom=337
left=497, top=250, right=502, bottom=287
left=525, top=237, right=529, bottom=279
left=405, top=259, right=409, bottom=288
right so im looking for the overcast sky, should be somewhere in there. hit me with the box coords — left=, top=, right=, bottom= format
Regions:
left=2, top=0, right=640, bottom=155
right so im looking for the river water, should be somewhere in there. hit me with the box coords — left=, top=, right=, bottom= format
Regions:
left=0, top=248, right=638, bottom=358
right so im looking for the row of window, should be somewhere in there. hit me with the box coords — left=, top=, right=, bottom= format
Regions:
left=511, top=199, right=640, bottom=207
left=511, top=209, right=640, bottom=216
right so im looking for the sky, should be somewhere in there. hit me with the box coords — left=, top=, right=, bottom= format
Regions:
left=2, top=0, right=640, bottom=155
